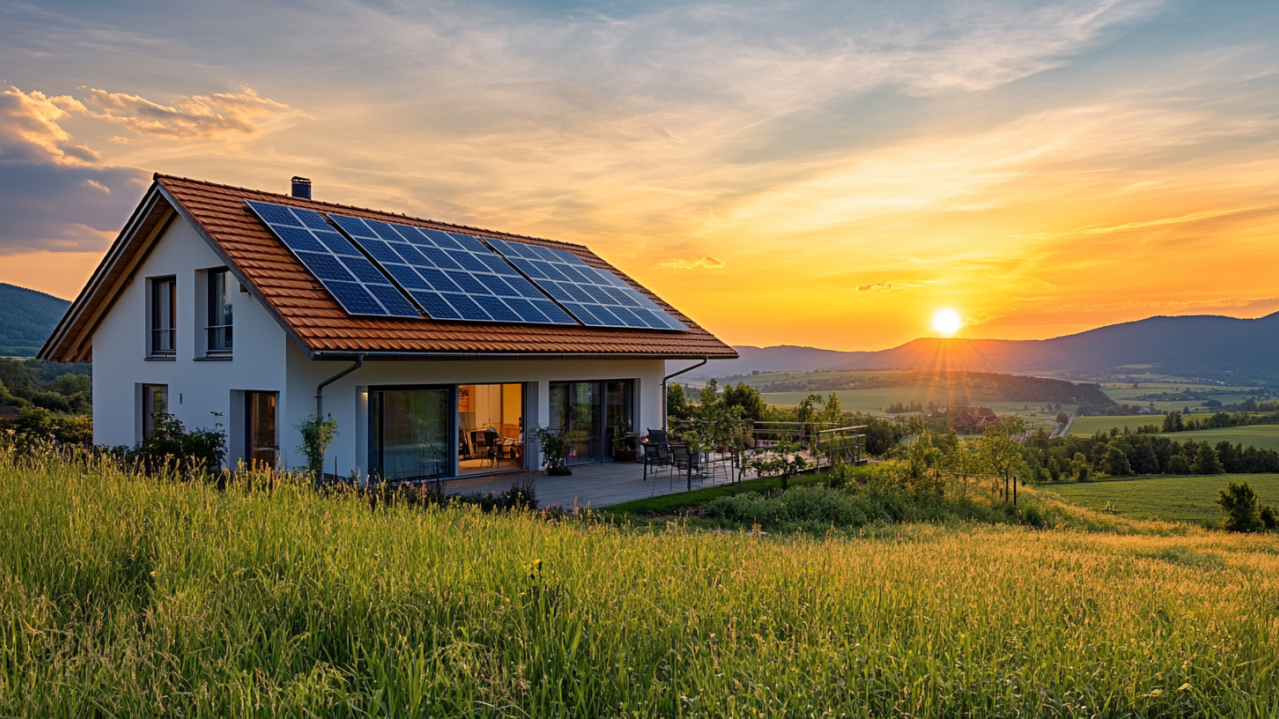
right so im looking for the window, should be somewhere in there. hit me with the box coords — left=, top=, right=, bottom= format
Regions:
left=206, top=269, right=233, bottom=353
left=150, top=277, right=176, bottom=356
left=142, top=384, right=168, bottom=437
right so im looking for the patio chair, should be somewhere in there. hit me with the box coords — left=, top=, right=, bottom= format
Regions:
left=669, top=444, right=701, bottom=491
left=646, top=428, right=669, bottom=445
left=642, top=441, right=671, bottom=482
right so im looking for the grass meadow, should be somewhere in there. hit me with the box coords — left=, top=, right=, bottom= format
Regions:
left=3, top=449, right=1279, bottom=717
left=1044, top=473, right=1279, bottom=525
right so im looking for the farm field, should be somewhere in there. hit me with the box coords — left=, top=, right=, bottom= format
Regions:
left=3, top=452, right=1279, bottom=717
left=1067, top=419, right=1279, bottom=452
left=1099, top=381, right=1261, bottom=414
left=1068, top=415, right=1161, bottom=436
left=1045, top=473, right=1279, bottom=524
left=760, top=387, right=1064, bottom=419
left=1168, top=425, right=1279, bottom=452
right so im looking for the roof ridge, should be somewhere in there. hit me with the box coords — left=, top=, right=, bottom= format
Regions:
left=152, top=172, right=587, bottom=249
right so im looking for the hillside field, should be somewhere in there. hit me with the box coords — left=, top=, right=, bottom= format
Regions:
left=1069, top=415, right=1161, bottom=436
left=715, top=369, right=1088, bottom=428
left=1068, top=419, right=1279, bottom=453
left=759, top=388, right=1066, bottom=428
left=1166, top=425, right=1279, bottom=452
left=3, top=451, right=1278, bottom=717
left=1045, top=473, right=1279, bottom=524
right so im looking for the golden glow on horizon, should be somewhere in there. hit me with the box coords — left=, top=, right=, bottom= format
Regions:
left=932, top=309, right=964, bottom=336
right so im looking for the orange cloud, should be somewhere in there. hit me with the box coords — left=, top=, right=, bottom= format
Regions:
left=660, top=256, right=726, bottom=270
left=78, top=86, right=303, bottom=140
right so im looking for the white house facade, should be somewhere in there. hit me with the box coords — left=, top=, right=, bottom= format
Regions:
left=41, top=175, right=736, bottom=482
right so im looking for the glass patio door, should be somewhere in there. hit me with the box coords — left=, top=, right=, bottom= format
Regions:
left=550, top=380, right=633, bottom=463
left=371, top=388, right=452, bottom=481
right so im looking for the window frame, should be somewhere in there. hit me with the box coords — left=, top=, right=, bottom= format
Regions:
left=149, top=276, right=177, bottom=358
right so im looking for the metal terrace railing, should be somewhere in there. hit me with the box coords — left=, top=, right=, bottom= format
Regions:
left=746, top=420, right=868, bottom=471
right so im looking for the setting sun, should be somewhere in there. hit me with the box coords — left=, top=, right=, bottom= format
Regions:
left=932, top=309, right=963, bottom=336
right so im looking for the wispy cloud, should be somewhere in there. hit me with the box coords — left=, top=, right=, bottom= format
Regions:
left=660, top=256, right=726, bottom=270
left=78, top=86, right=305, bottom=140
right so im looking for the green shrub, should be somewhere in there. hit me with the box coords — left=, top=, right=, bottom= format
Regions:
left=130, top=412, right=227, bottom=474
left=1217, top=482, right=1262, bottom=532
left=295, top=414, right=339, bottom=480
left=1260, top=505, right=1276, bottom=531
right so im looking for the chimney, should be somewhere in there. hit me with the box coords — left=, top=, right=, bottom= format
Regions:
left=291, top=176, right=312, bottom=200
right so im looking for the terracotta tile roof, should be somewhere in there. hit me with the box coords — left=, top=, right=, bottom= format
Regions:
left=78, top=174, right=734, bottom=359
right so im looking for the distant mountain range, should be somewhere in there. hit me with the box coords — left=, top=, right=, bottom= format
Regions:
left=0, top=284, right=71, bottom=358
left=691, top=313, right=1279, bottom=384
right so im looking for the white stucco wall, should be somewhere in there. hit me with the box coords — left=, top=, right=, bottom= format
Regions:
left=282, top=345, right=666, bottom=479
left=90, top=216, right=290, bottom=459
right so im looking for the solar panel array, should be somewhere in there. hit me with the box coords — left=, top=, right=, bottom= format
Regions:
left=245, top=201, right=420, bottom=318
left=485, top=238, right=688, bottom=331
left=327, top=214, right=577, bottom=325
left=245, top=199, right=688, bottom=331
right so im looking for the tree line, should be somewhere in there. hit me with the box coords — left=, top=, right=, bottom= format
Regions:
left=1161, top=409, right=1279, bottom=433
left=0, top=359, right=92, bottom=415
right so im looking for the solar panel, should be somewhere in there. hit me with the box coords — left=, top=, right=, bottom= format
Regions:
left=484, top=239, right=689, bottom=331
left=245, top=201, right=421, bottom=318
left=326, top=214, right=578, bottom=325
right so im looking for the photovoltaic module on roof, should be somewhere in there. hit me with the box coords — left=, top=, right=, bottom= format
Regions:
left=326, top=214, right=577, bottom=325
left=484, top=238, right=688, bottom=331
left=245, top=201, right=420, bottom=318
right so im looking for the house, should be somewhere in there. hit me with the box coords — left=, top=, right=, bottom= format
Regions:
left=39, top=175, right=736, bottom=481
left=949, top=406, right=999, bottom=432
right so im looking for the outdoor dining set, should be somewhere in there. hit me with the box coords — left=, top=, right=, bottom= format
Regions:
left=640, top=428, right=746, bottom=491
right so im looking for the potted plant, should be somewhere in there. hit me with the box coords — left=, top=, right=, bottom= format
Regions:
left=531, top=427, right=572, bottom=476
left=612, top=420, right=638, bottom=462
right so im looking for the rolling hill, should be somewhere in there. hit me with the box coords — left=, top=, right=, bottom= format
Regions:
left=0, top=284, right=71, bottom=357
left=692, top=313, right=1279, bottom=383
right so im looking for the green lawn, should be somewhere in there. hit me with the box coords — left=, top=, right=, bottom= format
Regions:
left=1045, top=473, right=1279, bottom=524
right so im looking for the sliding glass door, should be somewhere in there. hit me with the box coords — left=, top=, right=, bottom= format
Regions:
left=457, top=384, right=525, bottom=475
left=549, top=380, right=633, bottom=463
left=370, top=388, right=452, bottom=481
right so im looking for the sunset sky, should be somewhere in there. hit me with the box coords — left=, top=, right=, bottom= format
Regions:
left=1, top=0, right=1276, bottom=351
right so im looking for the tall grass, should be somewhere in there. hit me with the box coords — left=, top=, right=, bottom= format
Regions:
left=1, top=447, right=1277, bottom=717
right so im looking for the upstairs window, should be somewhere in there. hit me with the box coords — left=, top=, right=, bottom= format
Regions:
left=207, top=269, right=233, bottom=354
left=150, top=277, right=176, bottom=357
